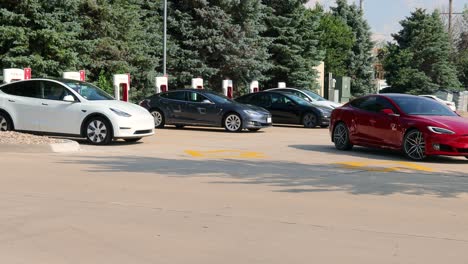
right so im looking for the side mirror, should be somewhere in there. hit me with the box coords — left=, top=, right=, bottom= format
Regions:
left=381, top=108, right=398, bottom=116
left=63, top=95, right=76, bottom=102
left=202, top=99, right=213, bottom=104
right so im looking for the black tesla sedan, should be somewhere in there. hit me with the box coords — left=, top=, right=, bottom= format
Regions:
left=235, top=91, right=331, bottom=128
left=139, top=89, right=272, bottom=132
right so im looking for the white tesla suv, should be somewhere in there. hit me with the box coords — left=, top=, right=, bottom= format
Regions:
left=0, top=78, right=154, bottom=145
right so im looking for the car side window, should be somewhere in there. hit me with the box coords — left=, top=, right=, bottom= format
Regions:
left=251, top=93, right=271, bottom=107
left=187, top=91, right=210, bottom=103
left=236, top=94, right=254, bottom=104
left=164, top=91, right=186, bottom=101
left=0, top=81, right=41, bottom=98
left=359, top=97, right=379, bottom=112
left=42, top=81, right=72, bottom=101
left=271, top=93, right=292, bottom=106
left=375, top=97, right=398, bottom=113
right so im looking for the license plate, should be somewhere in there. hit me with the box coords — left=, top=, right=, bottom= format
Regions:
left=267, top=117, right=272, bottom=123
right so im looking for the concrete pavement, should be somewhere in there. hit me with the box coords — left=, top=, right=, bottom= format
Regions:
left=1, top=126, right=467, bottom=263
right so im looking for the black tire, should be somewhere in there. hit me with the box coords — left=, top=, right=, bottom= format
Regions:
left=175, top=124, right=185, bottom=129
left=150, top=109, right=165, bottom=128
left=124, top=138, right=142, bottom=143
left=224, top=113, right=243, bottom=132
left=302, top=112, right=318, bottom=128
left=0, top=112, right=13, bottom=131
left=403, top=129, right=426, bottom=161
left=465, top=156, right=468, bottom=160
left=320, top=125, right=329, bottom=128
left=248, top=128, right=260, bottom=132
left=333, top=122, right=353, bottom=150
left=85, top=117, right=113, bottom=145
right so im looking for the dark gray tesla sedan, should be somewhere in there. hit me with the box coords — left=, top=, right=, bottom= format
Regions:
left=139, top=89, right=272, bottom=132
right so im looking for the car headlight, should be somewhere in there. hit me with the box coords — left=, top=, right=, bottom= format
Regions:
left=244, top=110, right=262, bottom=117
left=428, top=126, right=455, bottom=135
left=110, top=108, right=132, bottom=117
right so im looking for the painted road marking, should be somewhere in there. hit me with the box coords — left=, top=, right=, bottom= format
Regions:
left=185, top=149, right=266, bottom=159
left=335, top=161, right=434, bottom=172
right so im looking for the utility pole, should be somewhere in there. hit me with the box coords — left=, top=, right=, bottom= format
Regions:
left=360, top=0, right=363, bottom=12
left=448, top=0, right=453, bottom=35
left=163, top=0, right=167, bottom=76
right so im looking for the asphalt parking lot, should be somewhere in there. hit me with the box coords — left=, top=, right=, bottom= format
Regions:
left=1, top=126, right=468, bottom=263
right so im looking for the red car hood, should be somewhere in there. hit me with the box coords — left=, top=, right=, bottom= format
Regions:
left=417, top=115, right=468, bottom=134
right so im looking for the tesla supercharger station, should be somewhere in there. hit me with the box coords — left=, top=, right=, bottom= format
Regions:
left=155, top=76, right=168, bottom=94
left=249, top=81, right=259, bottom=93
left=278, top=82, right=286, bottom=88
left=3, top=68, right=31, bottom=83
left=113, top=74, right=130, bottom=102
left=191, top=78, right=204, bottom=89
left=63, top=70, right=86, bottom=81
left=222, top=80, right=233, bottom=99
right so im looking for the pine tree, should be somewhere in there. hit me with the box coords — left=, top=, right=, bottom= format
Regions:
left=262, top=0, right=323, bottom=90
left=167, top=0, right=270, bottom=93
left=383, top=9, right=462, bottom=94
left=0, top=0, right=81, bottom=76
left=313, top=4, right=354, bottom=78
left=332, top=0, right=374, bottom=95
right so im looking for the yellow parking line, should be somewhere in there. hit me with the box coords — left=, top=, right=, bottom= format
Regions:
left=185, top=149, right=266, bottom=159
left=335, top=161, right=434, bottom=173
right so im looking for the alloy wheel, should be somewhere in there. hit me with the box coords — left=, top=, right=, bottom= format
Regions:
left=151, top=110, right=163, bottom=128
left=0, top=116, right=8, bottom=131
left=303, top=113, right=317, bottom=128
left=225, top=114, right=242, bottom=132
left=87, top=120, right=108, bottom=144
left=404, top=130, right=426, bottom=160
left=333, top=123, right=352, bottom=150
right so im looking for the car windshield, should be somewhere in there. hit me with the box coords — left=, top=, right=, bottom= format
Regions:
left=204, top=92, right=234, bottom=104
left=302, top=90, right=326, bottom=101
left=391, top=96, right=457, bottom=116
left=63, top=81, right=114, bottom=101
left=286, top=94, right=313, bottom=106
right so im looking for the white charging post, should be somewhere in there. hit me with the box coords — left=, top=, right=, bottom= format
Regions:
left=191, top=78, right=204, bottom=89
left=155, top=76, right=168, bottom=94
left=3, top=68, right=31, bottom=83
left=63, top=70, right=86, bottom=81
left=113, top=74, right=130, bottom=101
left=250, top=81, right=259, bottom=93
left=222, top=79, right=233, bottom=99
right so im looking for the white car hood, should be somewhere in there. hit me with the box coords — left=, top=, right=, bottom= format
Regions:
left=88, top=100, right=150, bottom=115
left=311, top=101, right=342, bottom=109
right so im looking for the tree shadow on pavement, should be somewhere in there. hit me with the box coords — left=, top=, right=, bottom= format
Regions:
left=60, top=156, right=468, bottom=197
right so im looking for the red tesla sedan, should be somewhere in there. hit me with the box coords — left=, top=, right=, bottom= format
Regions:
left=330, top=94, right=468, bottom=161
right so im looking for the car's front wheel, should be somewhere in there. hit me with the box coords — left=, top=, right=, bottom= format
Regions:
left=333, top=122, right=353, bottom=150
left=150, top=109, right=165, bottom=128
left=224, top=113, right=243, bottom=132
left=0, top=113, right=12, bottom=131
left=302, top=112, right=318, bottom=128
left=85, top=117, right=113, bottom=145
left=403, top=129, right=426, bottom=161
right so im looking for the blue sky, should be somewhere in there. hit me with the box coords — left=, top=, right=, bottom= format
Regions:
left=306, top=0, right=466, bottom=42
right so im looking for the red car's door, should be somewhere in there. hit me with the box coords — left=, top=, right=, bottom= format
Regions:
left=351, top=96, right=382, bottom=146
left=372, top=97, right=402, bottom=148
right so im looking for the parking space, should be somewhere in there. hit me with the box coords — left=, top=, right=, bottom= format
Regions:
left=2, top=126, right=468, bottom=263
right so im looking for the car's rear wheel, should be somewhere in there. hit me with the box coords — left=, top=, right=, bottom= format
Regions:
left=150, top=109, right=165, bottom=128
left=124, top=138, right=142, bottom=143
left=85, top=117, right=112, bottom=145
left=224, top=113, right=242, bottom=132
left=333, top=122, right=353, bottom=150
left=0, top=113, right=12, bottom=131
left=403, top=129, right=426, bottom=161
left=248, top=128, right=260, bottom=132
left=302, top=112, right=318, bottom=128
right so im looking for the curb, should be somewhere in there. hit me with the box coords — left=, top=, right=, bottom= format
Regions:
left=0, top=140, right=80, bottom=153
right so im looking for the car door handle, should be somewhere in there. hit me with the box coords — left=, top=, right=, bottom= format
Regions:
left=42, top=103, right=48, bottom=106
left=8, top=99, right=15, bottom=102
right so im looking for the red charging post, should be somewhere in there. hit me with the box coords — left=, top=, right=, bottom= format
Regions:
left=24, top=68, right=31, bottom=80
left=223, top=80, right=233, bottom=99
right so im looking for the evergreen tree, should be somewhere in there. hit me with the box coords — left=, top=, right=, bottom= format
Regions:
left=167, top=0, right=270, bottom=93
left=262, top=0, right=323, bottom=90
left=332, top=0, right=374, bottom=95
left=382, top=9, right=462, bottom=94
left=0, top=0, right=81, bottom=76
left=313, top=4, right=354, bottom=78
